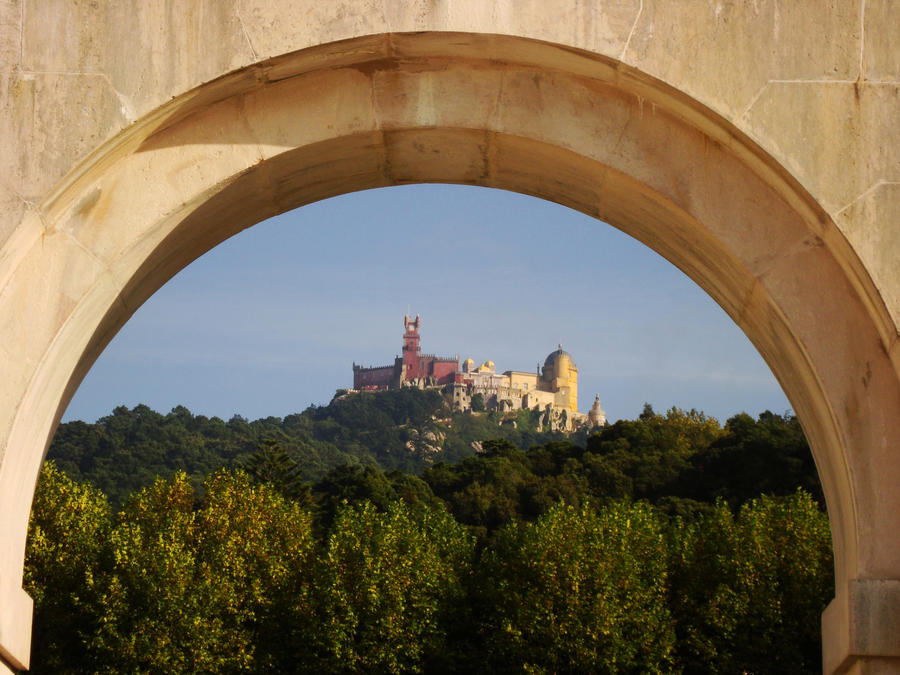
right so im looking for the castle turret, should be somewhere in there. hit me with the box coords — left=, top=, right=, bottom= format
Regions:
left=401, top=315, right=422, bottom=382
left=541, top=344, right=578, bottom=412
left=589, top=394, right=607, bottom=427
left=403, top=315, right=421, bottom=356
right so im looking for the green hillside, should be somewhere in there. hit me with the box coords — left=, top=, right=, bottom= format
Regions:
left=47, top=389, right=568, bottom=506
left=48, top=390, right=820, bottom=513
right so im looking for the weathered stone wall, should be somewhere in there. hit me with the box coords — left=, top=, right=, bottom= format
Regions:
left=1, top=1, right=896, bottom=323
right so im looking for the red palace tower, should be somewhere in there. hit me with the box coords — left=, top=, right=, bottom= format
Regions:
left=352, top=315, right=458, bottom=390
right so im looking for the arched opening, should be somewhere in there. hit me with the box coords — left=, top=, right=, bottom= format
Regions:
left=43, top=183, right=815, bottom=671
left=1, top=33, right=898, bottom=672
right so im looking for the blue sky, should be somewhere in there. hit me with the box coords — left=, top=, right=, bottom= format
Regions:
left=63, top=184, right=791, bottom=424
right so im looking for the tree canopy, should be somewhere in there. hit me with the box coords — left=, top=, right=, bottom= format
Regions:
left=30, top=393, right=831, bottom=672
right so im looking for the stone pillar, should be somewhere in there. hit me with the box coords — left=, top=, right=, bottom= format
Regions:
left=0, top=579, right=31, bottom=671
left=822, top=580, right=900, bottom=674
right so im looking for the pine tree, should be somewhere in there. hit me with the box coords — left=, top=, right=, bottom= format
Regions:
left=242, top=440, right=310, bottom=503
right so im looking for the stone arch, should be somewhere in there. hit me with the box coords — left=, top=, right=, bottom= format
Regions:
left=0, top=32, right=897, bottom=673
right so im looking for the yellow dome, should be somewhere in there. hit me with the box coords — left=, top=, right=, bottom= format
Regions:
left=476, top=360, right=496, bottom=373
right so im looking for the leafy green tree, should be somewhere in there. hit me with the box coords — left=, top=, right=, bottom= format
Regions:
left=242, top=439, right=310, bottom=503
left=579, top=449, right=633, bottom=501
left=312, top=464, right=401, bottom=532
left=86, top=471, right=317, bottom=672
left=25, top=462, right=112, bottom=673
left=313, top=500, right=474, bottom=673
left=425, top=443, right=535, bottom=539
left=688, top=411, right=822, bottom=506
left=196, top=470, right=319, bottom=671
left=669, top=490, right=832, bottom=673
left=479, top=501, right=676, bottom=674
left=470, top=393, right=485, bottom=412
left=586, top=407, right=722, bottom=503
left=88, top=473, right=241, bottom=672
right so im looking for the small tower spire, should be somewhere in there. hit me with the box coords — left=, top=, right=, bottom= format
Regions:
left=589, top=394, right=607, bottom=427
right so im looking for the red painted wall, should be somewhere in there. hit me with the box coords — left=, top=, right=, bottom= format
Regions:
left=431, top=359, right=458, bottom=384
left=353, top=317, right=459, bottom=389
left=353, top=364, right=395, bottom=389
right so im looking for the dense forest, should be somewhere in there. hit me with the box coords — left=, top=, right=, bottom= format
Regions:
left=47, top=389, right=570, bottom=506
left=26, top=393, right=832, bottom=673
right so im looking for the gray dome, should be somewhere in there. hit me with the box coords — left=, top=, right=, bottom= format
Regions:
left=544, top=344, right=575, bottom=368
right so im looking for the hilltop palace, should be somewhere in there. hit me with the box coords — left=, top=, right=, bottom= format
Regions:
left=352, top=316, right=606, bottom=431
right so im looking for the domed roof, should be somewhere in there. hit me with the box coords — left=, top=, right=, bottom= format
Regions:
left=544, top=344, right=575, bottom=368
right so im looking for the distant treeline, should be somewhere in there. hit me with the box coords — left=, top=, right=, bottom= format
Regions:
left=26, top=395, right=832, bottom=672
left=47, top=389, right=569, bottom=506
left=48, top=391, right=821, bottom=514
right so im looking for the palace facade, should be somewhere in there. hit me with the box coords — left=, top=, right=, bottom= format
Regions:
left=352, top=316, right=606, bottom=430
left=352, top=315, right=459, bottom=390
